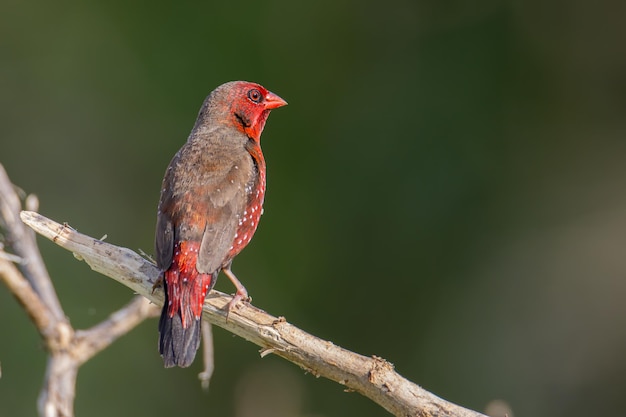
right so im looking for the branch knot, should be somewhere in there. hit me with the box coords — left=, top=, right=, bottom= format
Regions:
left=45, top=321, right=75, bottom=353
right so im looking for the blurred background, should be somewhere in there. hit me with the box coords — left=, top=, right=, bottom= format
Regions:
left=2, top=1, right=626, bottom=416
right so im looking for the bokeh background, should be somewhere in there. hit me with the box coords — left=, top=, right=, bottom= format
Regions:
left=2, top=1, right=626, bottom=416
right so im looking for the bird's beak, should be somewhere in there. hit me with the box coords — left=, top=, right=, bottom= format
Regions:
left=264, top=92, right=288, bottom=109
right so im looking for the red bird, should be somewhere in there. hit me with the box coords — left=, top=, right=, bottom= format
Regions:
left=155, top=81, right=286, bottom=367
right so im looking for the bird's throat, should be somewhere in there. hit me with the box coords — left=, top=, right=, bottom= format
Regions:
left=234, top=110, right=270, bottom=142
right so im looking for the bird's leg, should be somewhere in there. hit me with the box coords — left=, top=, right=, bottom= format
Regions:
left=222, top=264, right=250, bottom=314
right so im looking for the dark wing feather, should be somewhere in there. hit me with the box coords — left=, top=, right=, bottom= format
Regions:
left=155, top=161, right=177, bottom=271
left=155, top=209, right=174, bottom=271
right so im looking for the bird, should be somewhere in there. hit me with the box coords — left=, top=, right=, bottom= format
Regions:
left=155, top=81, right=286, bottom=367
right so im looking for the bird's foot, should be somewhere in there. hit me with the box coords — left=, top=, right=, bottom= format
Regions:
left=151, top=275, right=164, bottom=293
left=225, top=288, right=250, bottom=320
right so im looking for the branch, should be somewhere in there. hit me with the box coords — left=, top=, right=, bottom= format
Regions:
left=0, top=165, right=161, bottom=417
left=0, top=165, right=65, bottom=322
left=0, top=255, right=54, bottom=333
left=21, top=210, right=486, bottom=417
left=73, top=296, right=159, bottom=364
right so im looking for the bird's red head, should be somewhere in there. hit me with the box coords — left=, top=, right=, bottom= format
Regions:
left=199, top=81, right=287, bottom=142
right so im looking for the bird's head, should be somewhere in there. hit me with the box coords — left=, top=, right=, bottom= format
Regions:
left=197, top=81, right=287, bottom=143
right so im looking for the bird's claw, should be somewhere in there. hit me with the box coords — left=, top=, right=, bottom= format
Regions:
left=151, top=275, right=164, bottom=294
left=225, top=291, right=250, bottom=321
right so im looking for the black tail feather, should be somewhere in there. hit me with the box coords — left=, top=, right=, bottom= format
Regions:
left=158, top=303, right=202, bottom=368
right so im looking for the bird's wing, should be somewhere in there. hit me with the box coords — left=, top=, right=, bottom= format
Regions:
left=155, top=207, right=175, bottom=271
left=195, top=154, right=253, bottom=273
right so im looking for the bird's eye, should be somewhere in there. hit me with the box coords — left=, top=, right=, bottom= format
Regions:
left=247, top=89, right=263, bottom=103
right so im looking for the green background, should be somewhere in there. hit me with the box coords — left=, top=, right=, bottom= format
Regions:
left=2, top=1, right=626, bottom=416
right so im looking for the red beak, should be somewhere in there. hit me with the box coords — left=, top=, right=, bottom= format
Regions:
left=264, top=91, right=288, bottom=109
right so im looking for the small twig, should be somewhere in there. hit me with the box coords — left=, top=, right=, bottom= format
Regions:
left=0, top=249, right=23, bottom=263
left=20, top=210, right=487, bottom=417
left=198, top=321, right=215, bottom=391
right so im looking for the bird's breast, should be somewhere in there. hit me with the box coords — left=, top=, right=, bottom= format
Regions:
left=228, top=154, right=266, bottom=258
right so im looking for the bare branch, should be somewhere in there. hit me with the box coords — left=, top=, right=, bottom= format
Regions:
left=0, top=255, right=54, bottom=335
left=38, top=356, right=78, bottom=417
left=0, top=165, right=65, bottom=321
left=20, top=210, right=486, bottom=417
left=0, top=166, right=170, bottom=417
left=73, top=296, right=160, bottom=364
left=198, top=321, right=215, bottom=391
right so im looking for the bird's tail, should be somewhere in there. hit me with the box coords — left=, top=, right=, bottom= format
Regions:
left=158, top=241, right=216, bottom=368
left=159, top=305, right=201, bottom=368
